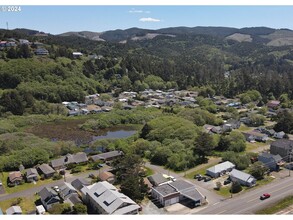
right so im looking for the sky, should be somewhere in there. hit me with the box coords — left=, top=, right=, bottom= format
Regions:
left=1, top=4, right=293, bottom=34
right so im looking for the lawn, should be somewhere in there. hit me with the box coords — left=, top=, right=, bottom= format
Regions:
left=144, top=167, right=154, bottom=176
left=0, top=194, right=39, bottom=214
left=214, top=176, right=275, bottom=198
left=245, top=141, right=268, bottom=152
left=185, top=160, right=220, bottom=179
left=255, top=195, right=293, bottom=214
left=214, top=186, right=231, bottom=197
left=0, top=172, right=54, bottom=194
left=237, top=124, right=252, bottom=132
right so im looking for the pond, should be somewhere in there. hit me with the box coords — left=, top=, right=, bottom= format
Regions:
left=92, top=129, right=137, bottom=142
left=25, top=119, right=138, bottom=145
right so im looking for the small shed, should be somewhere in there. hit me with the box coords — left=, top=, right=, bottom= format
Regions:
left=36, top=205, right=46, bottom=214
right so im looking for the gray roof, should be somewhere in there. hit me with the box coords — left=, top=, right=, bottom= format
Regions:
left=271, top=139, right=293, bottom=150
left=81, top=181, right=139, bottom=214
left=59, top=182, right=77, bottom=199
left=50, top=157, right=65, bottom=168
left=5, top=206, right=22, bottom=215
left=51, top=152, right=88, bottom=168
left=259, top=152, right=282, bottom=162
left=207, top=161, right=235, bottom=174
left=153, top=184, right=178, bottom=197
left=169, top=180, right=194, bottom=191
left=65, top=193, right=82, bottom=206
left=71, top=178, right=90, bottom=191
left=39, top=187, right=59, bottom=202
left=38, top=164, right=55, bottom=175
left=73, top=152, right=88, bottom=163
left=230, top=169, right=256, bottom=183
left=147, top=174, right=169, bottom=186
left=26, top=168, right=38, bottom=176
left=91, top=151, right=123, bottom=161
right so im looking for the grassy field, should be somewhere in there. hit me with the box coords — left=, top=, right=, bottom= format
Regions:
left=185, top=160, right=220, bottom=179
left=237, top=124, right=252, bottom=132
left=214, top=176, right=275, bottom=198
left=0, top=195, right=39, bottom=214
left=214, top=186, right=232, bottom=197
left=245, top=141, right=269, bottom=152
left=144, top=167, right=154, bottom=176
left=255, top=195, right=293, bottom=214
left=0, top=172, right=54, bottom=194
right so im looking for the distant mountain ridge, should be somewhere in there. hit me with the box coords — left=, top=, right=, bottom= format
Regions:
left=3, top=26, right=293, bottom=46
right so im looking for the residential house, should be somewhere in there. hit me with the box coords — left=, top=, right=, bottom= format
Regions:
left=80, top=181, right=140, bottom=214
left=258, top=153, right=284, bottom=171
left=5, top=206, right=22, bottom=215
left=206, top=161, right=235, bottom=178
left=99, top=171, right=116, bottom=184
left=71, top=178, right=91, bottom=191
left=225, top=119, right=241, bottom=129
left=267, top=100, right=280, bottom=110
left=35, top=48, right=49, bottom=55
left=274, top=131, right=286, bottom=139
left=242, top=131, right=268, bottom=142
left=270, top=139, right=293, bottom=162
left=229, top=169, right=256, bottom=187
left=19, top=39, right=30, bottom=45
left=151, top=180, right=205, bottom=207
left=25, top=168, right=39, bottom=182
left=211, top=126, right=222, bottom=134
left=39, top=187, right=61, bottom=210
left=90, top=150, right=123, bottom=163
left=59, top=182, right=82, bottom=207
left=37, top=164, right=55, bottom=178
left=147, top=173, right=169, bottom=187
left=8, top=171, right=23, bottom=186
left=50, top=152, right=88, bottom=170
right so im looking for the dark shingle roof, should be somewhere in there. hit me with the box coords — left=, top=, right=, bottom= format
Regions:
left=38, top=164, right=55, bottom=175
left=39, top=187, right=58, bottom=202
left=147, top=174, right=168, bottom=186
left=71, top=178, right=90, bottom=191
left=91, top=150, right=123, bottom=161
left=271, top=139, right=293, bottom=150
left=153, top=184, right=178, bottom=197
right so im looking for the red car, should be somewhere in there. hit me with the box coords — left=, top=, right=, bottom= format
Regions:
left=260, top=193, right=271, bottom=200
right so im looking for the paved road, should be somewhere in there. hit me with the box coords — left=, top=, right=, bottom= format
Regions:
left=0, top=167, right=109, bottom=202
left=196, top=174, right=293, bottom=214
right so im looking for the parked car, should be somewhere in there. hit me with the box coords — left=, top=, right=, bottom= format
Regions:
left=197, top=176, right=204, bottom=181
left=204, top=177, right=212, bottom=182
left=194, top=174, right=201, bottom=179
left=98, top=164, right=104, bottom=168
left=89, top=173, right=96, bottom=178
left=224, top=179, right=231, bottom=185
left=260, top=193, right=271, bottom=200
left=285, top=163, right=293, bottom=170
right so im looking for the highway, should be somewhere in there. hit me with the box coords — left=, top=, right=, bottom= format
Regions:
left=196, top=174, right=293, bottom=214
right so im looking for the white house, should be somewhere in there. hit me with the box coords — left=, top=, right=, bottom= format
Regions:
left=206, top=161, right=235, bottom=178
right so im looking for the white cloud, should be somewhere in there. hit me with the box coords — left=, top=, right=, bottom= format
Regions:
left=128, top=8, right=151, bottom=13
left=129, top=9, right=144, bottom=13
left=139, top=17, right=161, bottom=22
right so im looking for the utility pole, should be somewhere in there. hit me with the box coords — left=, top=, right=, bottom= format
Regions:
left=289, top=148, right=292, bottom=177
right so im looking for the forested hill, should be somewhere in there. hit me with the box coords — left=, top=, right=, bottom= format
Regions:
left=0, top=26, right=293, bottom=115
